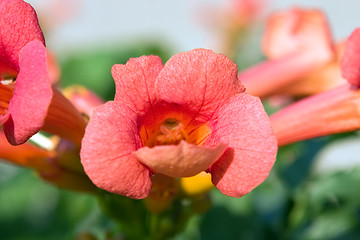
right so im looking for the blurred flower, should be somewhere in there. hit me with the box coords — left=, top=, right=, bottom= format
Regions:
left=0, top=129, right=54, bottom=172
left=27, top=0, right=83, bottom=34
left=63, top=85, right=104, bottom=117
left=341, top=28, right=360, bottom=88
left=198, top=0, right=268, bottom=58
left=47, top=50, right=61, bottom=84
left=180, top=172, right=214, bottom=196
left=270, top=28, right=360, bottom=146
left=241, top=7, right=345, bottom=98
left=81, top=48, right=277, bottom=199
left=229, top=0, right=266, bottom=26
left=0, top=130, right=95, bottom=192
left=143, top=174, right=178, bottom=214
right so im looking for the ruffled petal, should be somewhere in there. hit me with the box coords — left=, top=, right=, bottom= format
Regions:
left=156, top=48, right=245, bottom=122
left=206, top=94, right=278, bottom=197
left=4, top=40, right=52, bottom=145
left=112, top=55, right=163, bottom=113
left=80, top=101, right=151, bottom=199
left=134, top=140, right=227, bottom=178
left=0, top=0, right=45, bottom=72
left=341, top=28, right=360, bottom=88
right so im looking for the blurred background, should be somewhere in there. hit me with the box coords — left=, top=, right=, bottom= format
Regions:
left=26, top=0, right=360, bottom=55
left=1, top=0, right=360, bottom=239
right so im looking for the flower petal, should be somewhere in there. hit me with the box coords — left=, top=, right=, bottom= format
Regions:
left=270, top=84, right=360, bottom=146
left=206, top=94, right=278, bottom=197
left=112, top=55, right=163, bottom=113
left=0, top=83, right=13, bottom=116
left=263, top=7, right=334, bottom=64
left=134, top=140, right=227, bottom=178
left=4, top=40, right=52, bottom=145
left=156, top=48, right=245, bottom=122
left=80, top=101, right=151, bottom=199
left=341, top=28, right=360, bottom=88
left=0, top=0, right=45, bottom=72
left=0, top=113, right=9, bottom=126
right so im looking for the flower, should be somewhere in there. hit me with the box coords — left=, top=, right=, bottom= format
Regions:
left=0, top=0, right=52, bottom=145
left=0, top=0, right=86, bottom=146
left=240, top=7, right=342, bottom=98
left=62, top=85, right=104, bottom=117
left=270, top=28, right=360, bottom=146
left=341, top=28, right=360, bottom=88
left=0, top=130, right=95, bottom=192
left=198, top=0, right=268, bottom=58
left=81, top=49, right=277, bottom=199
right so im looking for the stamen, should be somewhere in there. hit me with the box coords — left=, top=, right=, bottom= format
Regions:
left=147, top=118, right=189, bottom=147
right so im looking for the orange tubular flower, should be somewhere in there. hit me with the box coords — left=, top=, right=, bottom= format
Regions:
left=270, top=28, right=360, bottom=147
left=63, top=85, right=105, bottom=117
left=0, top=130, right=95, bottom=192
left=0, top=130, right=55, bottom=172
left=240, top=7, right=342, bottom=98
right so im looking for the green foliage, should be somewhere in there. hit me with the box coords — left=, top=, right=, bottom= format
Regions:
left=59, top=41, right=172, bottom=101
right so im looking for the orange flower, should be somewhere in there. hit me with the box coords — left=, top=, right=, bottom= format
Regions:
left=270, top=28, right=360, bottom=146
left=240, top=7, right=343, bottom=98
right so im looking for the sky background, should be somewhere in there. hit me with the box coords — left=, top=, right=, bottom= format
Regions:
left=25, top=0, right=360, bottom=56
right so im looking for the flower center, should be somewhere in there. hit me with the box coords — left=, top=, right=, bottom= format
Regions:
left=147, top=118, right=188, bottom=147
left=140, top=116, right=212, bottom=148
left=0, top=76, right=15, bottom=115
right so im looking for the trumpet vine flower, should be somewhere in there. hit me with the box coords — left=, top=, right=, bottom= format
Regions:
left=240, top=7, right=341, bottom=98
left=270, top=28, right=360, bottom=146
left=0, top=0, right=86, bottom=146
left=0, top=0, right=51, bottom=145
left=0, top=130, right=95, bottom=192
left=81, top=48, right=277, bottom=199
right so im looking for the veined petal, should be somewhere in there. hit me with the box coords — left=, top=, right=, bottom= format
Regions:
left=341, top=28, right=360, bottom=88
left=80, top=101, right=151, bottom=199
left=0, top=0, right=45, bottom=72
left=134, top=140, right=227, bottom=178
left=112, top=55, right=163, bottom=113
left=4, top=40, right=52, bottom=145
left=156, top=48, right=245, bottom=122
left=206, top=94, right=277, bottom=197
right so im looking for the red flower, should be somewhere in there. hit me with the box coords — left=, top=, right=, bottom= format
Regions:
left=81, top=49, right=277, bottom=199
left=0, top=0, right=86, bottom=146
left=240, top=7, right=339, bottom=98
left=0, top=0, right=52, bottom=145
left=270, top=28, right=360, bottom=146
